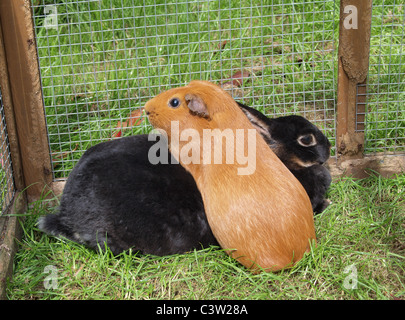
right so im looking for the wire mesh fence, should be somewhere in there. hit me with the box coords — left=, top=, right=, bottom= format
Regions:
left=31, top=0, right=337, bottom=179
left=361, top=0, right=404, bottom=154
left=0, top=87, right=15, bottom=215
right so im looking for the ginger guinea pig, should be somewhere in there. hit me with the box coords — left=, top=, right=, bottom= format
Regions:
left=145, top=80, right=315, bottom=272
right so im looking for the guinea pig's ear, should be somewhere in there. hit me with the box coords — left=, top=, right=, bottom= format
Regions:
left=237, top=102, right=272, bottom=141
left=185, top=93, right=209, bottom=118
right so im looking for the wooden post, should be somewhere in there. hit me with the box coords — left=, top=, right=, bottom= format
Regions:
left=0, top=0, right=52, bottom=201
left=0, top=19, right=25, bottom=193
left=336, top=0, right=372, bottom=162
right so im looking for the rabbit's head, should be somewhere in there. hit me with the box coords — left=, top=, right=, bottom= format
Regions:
left=238, top=102, right=331, bottom=170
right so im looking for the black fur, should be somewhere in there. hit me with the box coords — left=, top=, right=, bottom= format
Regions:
left=290, top=165, right=332, bottom=214
left=39, top=104, right=332, bottom=255
left=38, top=135, right=217, bottom=255
left=238, top=102, right=332, bottom=213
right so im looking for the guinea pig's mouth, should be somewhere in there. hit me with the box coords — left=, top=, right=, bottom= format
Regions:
left=144, top=110, right=154, bottom=124
left=145, top=110, right=156, bottom=119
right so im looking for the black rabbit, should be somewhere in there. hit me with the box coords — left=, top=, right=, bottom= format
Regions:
left=39, top=134, right=217, bottom=255
left=39, top=104, right=331, bottom=255
left=238, top=102, right=332, bottom=213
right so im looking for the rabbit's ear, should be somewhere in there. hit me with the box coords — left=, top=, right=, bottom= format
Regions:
left=185, top=93, right=209, bottom=118
left=237, top=102, right=272, bottom=141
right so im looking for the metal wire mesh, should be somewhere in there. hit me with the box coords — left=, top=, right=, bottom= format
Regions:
left=0, top=87, right=15, bottom=215
left=31, top=0, right=337, bottom=179
left=360, top=0, right=405, bottom=154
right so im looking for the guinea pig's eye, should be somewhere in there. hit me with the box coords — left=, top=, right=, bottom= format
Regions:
left=297, top=134, right=316, bottom=147
left=168, top=98, right=181, bottom=108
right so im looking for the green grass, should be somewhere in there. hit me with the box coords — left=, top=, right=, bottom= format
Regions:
left=7, top=174, right=405, bottom=300
left=32, top=0, right=338, bottom=177
left=31, top=0, right=404, bottom=177
left=365, top=2, right=405, bottom=153
left=31, top=0, right=404, bottom=178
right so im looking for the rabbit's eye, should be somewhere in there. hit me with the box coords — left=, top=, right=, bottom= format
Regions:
left=168, top=98, right=181, bottom=108
left=298, top=134, right=316, bottom=147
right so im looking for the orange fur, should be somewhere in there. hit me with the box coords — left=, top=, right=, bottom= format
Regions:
left=145, top=80, right=315, bottom=272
